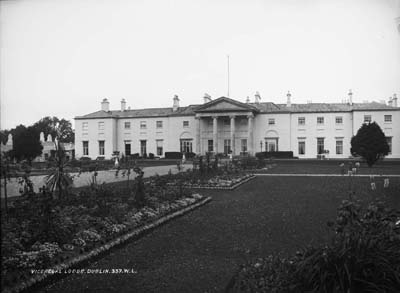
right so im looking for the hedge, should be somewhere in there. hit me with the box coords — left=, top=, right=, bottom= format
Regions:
left=255, top=151, right=293, bottom=159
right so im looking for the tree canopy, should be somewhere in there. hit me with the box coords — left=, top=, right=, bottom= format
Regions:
left=32, top=116, right=74, bottom=143
left=9, top=125, right=43, bottom=162
left=351, top=122, right=389, bottom=167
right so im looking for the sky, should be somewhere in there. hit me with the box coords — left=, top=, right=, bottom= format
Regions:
left=1, top=0, right=400, bottom=130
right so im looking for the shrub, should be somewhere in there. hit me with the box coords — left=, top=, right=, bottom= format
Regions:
left=130, top=153, right=140, bottom=159
left=148, top=153, right=155, bottom=159
left=227, top=199, right=400, bottom=292
left=79, top=157, right=92, bottom=162
left=185, top=152, right=196, bottom=159
left=165, top=152, right=183, bottom=159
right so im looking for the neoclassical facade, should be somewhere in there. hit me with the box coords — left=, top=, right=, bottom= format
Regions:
left=74, top=93, right=400, bottom=159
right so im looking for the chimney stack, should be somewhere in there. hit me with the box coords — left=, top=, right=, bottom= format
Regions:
left=40, top=132, right=45, bottom=142
left=121, top=99, right=126, bottom=111
left=392, top=93, right=398, bottom=107
left=101, top=98, right=110, bottom=111
left=254, top=91, right=261, bottom=104
left=246, top=96, right=250, bottom=103
left=286, top=91, right=292, bottom=107
left=6, top=134, right=13, bottom=146
left=348, top=89, right=353, bottom=106
left=203, top=93, right=212, bottom=104
left=173, top=95, right=180, bottom=111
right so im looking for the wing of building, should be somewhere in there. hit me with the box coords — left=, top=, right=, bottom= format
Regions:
left=74, top=93, right=400, bottom=159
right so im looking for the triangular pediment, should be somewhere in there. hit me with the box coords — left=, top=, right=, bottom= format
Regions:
left=194, top=97, right=258, bottom=113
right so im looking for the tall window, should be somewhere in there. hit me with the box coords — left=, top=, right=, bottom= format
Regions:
left=183, top=121, right=189, bottom=128
left=140, top=140, right=147, bottom=156
left=317, top=138, right=325, bottom=155
left=208, top=140, right=213, bottom=152
left=156, top=121, right=163, bottom=128
left=140, top=121, right=147, bottom=129
left=156, top=140, right=163, bottom=156
left=98, top=122, right=105, bottom=131
left=223, top=119, right=230, bottom=126
left=335, top=116, right=343, bottom=124
left=83, top=141, right=89, bottom=156
left=298, top=117, right=305, bottom=125
left=336, top=140, right=343, bottom=155
left=384, top=115, right=392, bottom=123
left=268, top=118, right=275, bottom=125
left=317, top=117, right=324, bottom=125
left=82, top=122, right=88, bottom=132
left=124, top=122, right=131, bottom=129
left=125, top=141, right=131, bottom=156
left=386, top=137, right=392, bottom=154
left=98, top=141, right=105, bottom=156
left=364, top=115, right=371, bottom=123
left=180, top=139, right=193, bottom=153
left=223, top=139, right=231, bottom=154
left=241, top=139, right=247, bottom=153
left=298, top=141, right=305, bottom=155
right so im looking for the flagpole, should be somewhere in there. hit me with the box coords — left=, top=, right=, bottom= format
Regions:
left=227, top=55, right=230, bottom=97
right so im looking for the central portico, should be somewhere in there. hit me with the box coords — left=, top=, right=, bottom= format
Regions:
left=194, top=97, right=259, bottom=155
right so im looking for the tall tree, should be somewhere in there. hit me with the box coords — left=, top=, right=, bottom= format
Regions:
left=10, top=125, right=43, bottom=163
left=351, top=122, right=389, bottom=167
left=32, top=116, right=74, bottom=143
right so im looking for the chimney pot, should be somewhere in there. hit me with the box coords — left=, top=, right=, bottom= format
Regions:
left=393, top=93, right=398, bottom=107
left=254, top=91, right=261, bottom=104
left=286, top=91, right=292, bottom=107
left=121, top=98, right=126, bottom=111
left=246, top=96, right=250, bottom=103
left=173, top=95, right=180, bottom=111
left=348, top=89, right=353, bottom=106
left=101, top=98, right=110, bottom=111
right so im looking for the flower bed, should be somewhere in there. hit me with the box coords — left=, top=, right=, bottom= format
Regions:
left=167, top=173, right=256, bottom=190
left=1, top=176, right=210, bottom=293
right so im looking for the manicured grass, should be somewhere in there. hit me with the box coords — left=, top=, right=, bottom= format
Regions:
left=262, top=160, right=400, bottom=175
left=38, top=175, right=400, bottom=293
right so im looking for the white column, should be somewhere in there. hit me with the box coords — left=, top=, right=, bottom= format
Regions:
left=195, top=117, right=201, bottom=154
left=213, top=116, right=218, bottom=153
left=230, top=115, right=235, bottom=155
left=247, top=114, right=254, bottom=155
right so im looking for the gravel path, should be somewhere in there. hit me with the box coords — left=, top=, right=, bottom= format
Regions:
left=37, top=176, right=363, bottom=293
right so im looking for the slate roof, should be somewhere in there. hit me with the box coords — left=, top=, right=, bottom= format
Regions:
left=75, top=99, right=398, bottom=119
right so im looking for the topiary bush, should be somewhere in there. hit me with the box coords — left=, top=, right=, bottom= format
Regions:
left=227, top=199, right=400, bottom=292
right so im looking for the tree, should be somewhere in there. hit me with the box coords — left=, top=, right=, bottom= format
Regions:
left=32, top=116, right=74, bottom=143
left=10, top=125, right=43, bottom=163
left=351, top=122, right=389, bottom=167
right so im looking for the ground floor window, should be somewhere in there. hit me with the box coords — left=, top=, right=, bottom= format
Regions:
left=140, top=140, right=147, bottom=156
left=336, top=140, right=343, bottom=155
left=208, top=140, right=213, bottom=152
left=156, top=139, right=163, bottom=156
left=317, top=138, right=325, bottom=154
left=99, top=140, right=105, bottom=156
left=241, top=139, right=247, bottom=153
left=223, top=139, right=231, bottom=155
left=180, top=139, right=193, bottom=153
left=125, top=140, right=131, bottom=156
left=386, top=137, right=392, bottom=154
left=298, top=141, right=305, bottom=155
left=83, top=141, right=89, bottom=156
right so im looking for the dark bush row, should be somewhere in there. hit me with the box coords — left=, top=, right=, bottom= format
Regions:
left=255, top=151, right=293, bottom=159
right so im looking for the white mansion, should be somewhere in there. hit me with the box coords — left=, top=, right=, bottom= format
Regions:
left=75, top=92, right=400, bottom=159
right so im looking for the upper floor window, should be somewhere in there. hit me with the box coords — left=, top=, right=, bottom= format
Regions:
left=384, top=115, right=392, bottom=123
left=98, top=122, right=105, bottom=131
left=183, top=121, right=189, bottom=128
left=364, top=115, right=371, bottom=123
left=268, top=118, right=275, bottom=125
left=124, top=122, right=131, bottom=129
left=335, top=116, right=343, bottom=124
left=223, top=119, right=230, bottom=126
left=156, top=121, right=163, bottom=128
left=317, top=117, right=324, bottom=125
left=298, top=117, right=305, bottom=125
left=82, top=122, right=88, bottom=132
left=140, top=121, right=147, bottom=129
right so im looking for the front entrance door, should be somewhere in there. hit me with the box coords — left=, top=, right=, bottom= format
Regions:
left=265, top=139, right=278, bottom=152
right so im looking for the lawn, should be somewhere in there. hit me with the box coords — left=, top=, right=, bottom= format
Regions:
left=38, top=175, right=400, bottom=292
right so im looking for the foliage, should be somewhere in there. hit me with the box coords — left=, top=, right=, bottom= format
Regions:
left=351, top=122, right=389, bottom=167
left=228, top=199, right=400, bottom=292
left=32, top=116, right=74, bottom=143
left=9, top=125, right=43, bottom=162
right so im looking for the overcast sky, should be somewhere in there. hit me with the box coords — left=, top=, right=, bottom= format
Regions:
left=1, top=0, right=400, bottom=130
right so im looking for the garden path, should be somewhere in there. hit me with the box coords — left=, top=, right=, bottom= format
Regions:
left=0, top=164, right=192, bottom=198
